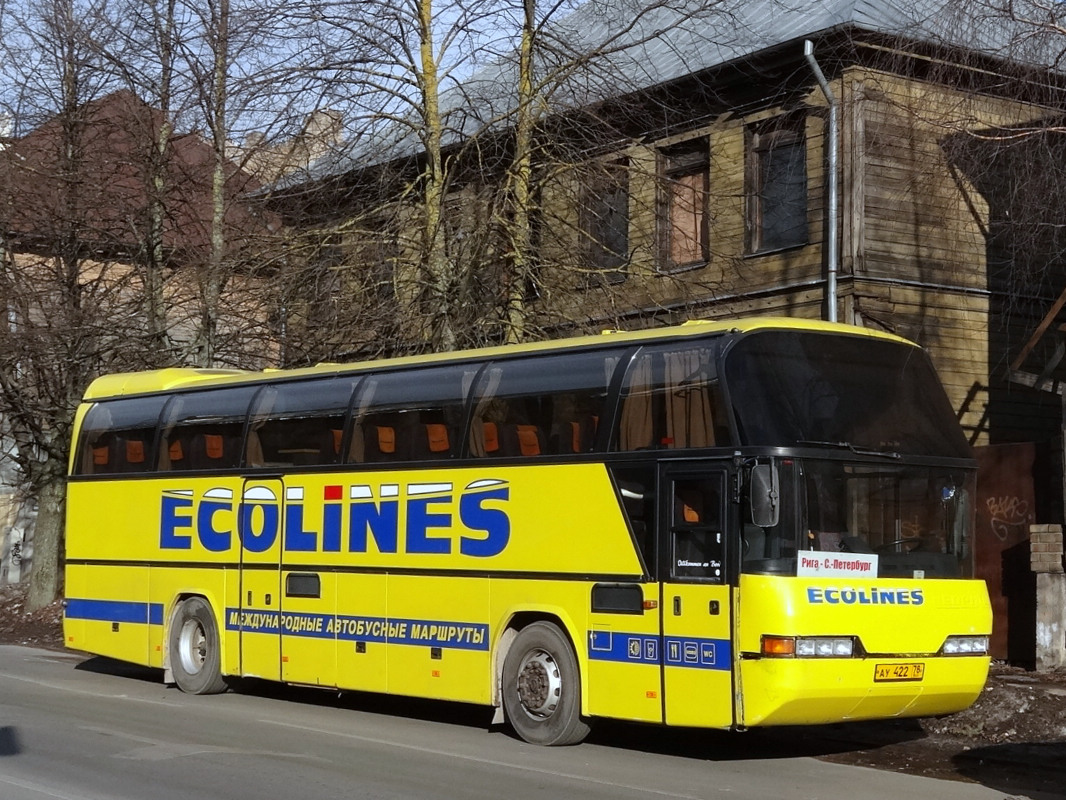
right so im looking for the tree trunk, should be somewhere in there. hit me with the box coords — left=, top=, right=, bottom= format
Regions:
left=504, top=0, right=537, bottom=345
left=27, top=478, right=65, bottom=610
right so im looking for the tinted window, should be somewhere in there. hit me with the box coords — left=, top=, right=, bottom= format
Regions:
left=351, top=365, right=476, bottom=462
left=75, top=396, right=167, bottom=475
left=470, top=349, right=623, bottom=458
left=669, top=475, right=726, bottom=582
left=723, top=331, right=971, bottom=458
left=248, top=377, right=359, bottom=468
left=158, top=387, right=257, bottom=471
left=614, top=340, right=731, bottom=451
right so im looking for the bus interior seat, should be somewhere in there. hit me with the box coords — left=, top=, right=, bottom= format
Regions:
left=482, top=422, right=500, bottom=455
left=90, top=439, right=111, bottom=473
left=162, top=438, right=184, bottom=469
left=552, top=415, right=598, bottom=454
left=312, top=428, right=344, bottom=464
left=181, top=431, right=240, bottom=470
left=122, top=438, right=146, bottom=468
left=90, top=434, right=148, bottom=474
left=509, top=424, right=545, bottom=457
left=412, top=423, right=451, bottom=459
left=365, top=424, right=408, bottom=462
left=89, top=443, right=109, bottom=472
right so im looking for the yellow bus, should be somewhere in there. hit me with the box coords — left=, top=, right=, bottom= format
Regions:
left=63, top=317, right=991, bottom=745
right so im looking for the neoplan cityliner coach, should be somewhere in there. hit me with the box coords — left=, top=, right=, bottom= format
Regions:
left=64, top=318, right=992, bottom=745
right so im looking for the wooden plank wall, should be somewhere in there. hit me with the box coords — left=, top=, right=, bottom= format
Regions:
left=851, top=67, right=1059, bottom=448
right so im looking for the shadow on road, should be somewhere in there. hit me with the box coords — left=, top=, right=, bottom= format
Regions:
left=953, top=743, right=1066, bottom=799
left=73, top=655, right=163, bottom=684
left=0, top=726, right=21, bottom=757
left=71, top=654, right=1066, bottom=798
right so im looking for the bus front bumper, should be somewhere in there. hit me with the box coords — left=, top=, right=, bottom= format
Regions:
left=738, top=655, right=990, bottom=727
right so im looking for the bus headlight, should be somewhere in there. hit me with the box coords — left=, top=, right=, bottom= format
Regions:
left=762, top=636, right=855, bottom=657
left=940, top=635, right=989, bottom=655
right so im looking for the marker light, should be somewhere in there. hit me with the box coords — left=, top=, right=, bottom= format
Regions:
left=761, top=636, right=796, bottom=657
left=941, top=635, right=989, bottom=655
left=761, top=636, right=855, bottom=657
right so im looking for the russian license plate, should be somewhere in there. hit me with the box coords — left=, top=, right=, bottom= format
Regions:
left=874, top=662, right=925, bottom=682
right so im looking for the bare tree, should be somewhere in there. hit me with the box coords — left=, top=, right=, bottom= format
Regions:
left=0, top=0, right=130, bottom=608
left=262, top=0, right=744, bottom=356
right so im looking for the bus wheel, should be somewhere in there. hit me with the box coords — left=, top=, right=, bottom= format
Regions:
left=502, top=621, right=590, bottom=746
left=169, top=597, right=228, bottom=695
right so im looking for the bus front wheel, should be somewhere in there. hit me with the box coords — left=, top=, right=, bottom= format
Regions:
left=502, top=621, right=590, bottom=746
left=169, top=597, right=228, bottom=695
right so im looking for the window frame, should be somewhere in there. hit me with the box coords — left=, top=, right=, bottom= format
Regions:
left=579, top=158, right=630, bottom=286
left=658, top=138, right=710, bottom=273
left=746, top=114, right=809, bottom=254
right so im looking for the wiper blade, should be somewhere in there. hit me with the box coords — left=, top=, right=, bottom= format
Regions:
left=796, top=439, right=901, bottom=459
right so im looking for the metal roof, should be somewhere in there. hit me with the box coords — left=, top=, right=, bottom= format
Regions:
left=271, top=0, right=1058, bottom=191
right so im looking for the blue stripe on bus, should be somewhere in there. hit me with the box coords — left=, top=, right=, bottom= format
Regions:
left=588, top=631, right=731, bottom=670
left=225, top=608, right=489, bottom=651
left=66, top=599, right=165, bottom=626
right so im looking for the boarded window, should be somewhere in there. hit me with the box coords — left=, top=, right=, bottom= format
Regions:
left=747, top=117, right=808, bottom=252
left=660, top=139, right=709, bottom=271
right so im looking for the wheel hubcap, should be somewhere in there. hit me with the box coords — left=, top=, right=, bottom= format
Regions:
left=178, top=619, right=206, bottom=676
left=516, top=649, right=562, bottom=718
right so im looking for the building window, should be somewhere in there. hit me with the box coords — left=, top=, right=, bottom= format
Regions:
left=353, top=218, right=398, bottom=302
left=747, top=116, right=808, bottom=253
left=580, top=160, right=629, bottom=285
left=659, top=139, right=710, bottom=272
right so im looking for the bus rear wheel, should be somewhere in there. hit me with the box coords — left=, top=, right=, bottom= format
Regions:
left=502, top=621, right=590, bottom=746
left=169, top=597, right=228, bottom=695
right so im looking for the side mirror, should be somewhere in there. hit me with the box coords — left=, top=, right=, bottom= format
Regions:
left=750, top=463, right=779, bottom=528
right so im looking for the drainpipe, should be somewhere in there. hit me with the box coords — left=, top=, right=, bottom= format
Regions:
left=804, top=40, right=839, bottom=323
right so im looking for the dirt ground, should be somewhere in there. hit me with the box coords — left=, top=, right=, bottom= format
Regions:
left=2, top=582, right=1064, bottom=796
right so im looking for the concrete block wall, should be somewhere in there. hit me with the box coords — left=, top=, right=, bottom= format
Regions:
left=1030, top=524, right=1066, bottom=671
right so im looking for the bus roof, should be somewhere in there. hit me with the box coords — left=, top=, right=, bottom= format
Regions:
left=81, top=317, right=913, bottom=401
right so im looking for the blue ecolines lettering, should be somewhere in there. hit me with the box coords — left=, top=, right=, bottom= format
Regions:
left=160, top=480, right=510, bottom=557
left=806, top=587, right=925, bottom=606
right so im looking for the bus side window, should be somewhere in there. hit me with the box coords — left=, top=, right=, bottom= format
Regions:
left=351, top=365, right=472, bottom=463
left=470, top=349, right=620, bottom=458
left=614, top=343, right=732, bottom=451
left=670, top=476, right=725, bottom=582
left=157, top=387, right=257, bottom=472
left=249, top=377, right=358, bottom=468
left=74, top=396, right=167, bottom=476
left=610, top=465, right=657, bottom=575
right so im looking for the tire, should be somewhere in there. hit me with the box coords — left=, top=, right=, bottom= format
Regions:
left=169, top=597, right=228, bottom=695
left=502, top=621, right=591, bottom=746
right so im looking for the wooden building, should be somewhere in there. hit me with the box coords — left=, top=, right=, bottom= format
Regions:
left=267, top=0, right=1066, bottom=521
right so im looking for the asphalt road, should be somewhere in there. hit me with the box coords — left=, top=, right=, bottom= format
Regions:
left=0, top=644, right=1019, bottom=800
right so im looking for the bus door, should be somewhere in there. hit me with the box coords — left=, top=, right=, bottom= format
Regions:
left=238, top=478, right=283, bottom=681
left=659, top=467, right=735, bottom=728
left=279, top=484, right=337, bottom=688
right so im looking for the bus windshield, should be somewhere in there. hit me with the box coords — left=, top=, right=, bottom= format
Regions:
left=743, top=459, right=974, bottom=578
left=723, top=331, right=971, bottom=459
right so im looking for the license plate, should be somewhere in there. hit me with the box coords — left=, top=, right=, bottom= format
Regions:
left=874, top=662, right=925, bottom=682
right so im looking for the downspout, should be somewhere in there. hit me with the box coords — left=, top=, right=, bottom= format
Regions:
left=804, top=40, right=839, bottom=323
